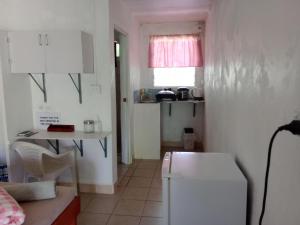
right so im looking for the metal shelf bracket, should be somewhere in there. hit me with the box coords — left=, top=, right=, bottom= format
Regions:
left=45, top=138, right=107, bottom=158
left=169, top=103, right=172, bottom=116
left=68, top=73, right=82, bottom=104
left=47, top=140, right=59, bottom=154
left=28, top=73, right=47, bottom=102
left=99, top=137, right=108, bottom=158
left=73, top=140, right=83, bottom=156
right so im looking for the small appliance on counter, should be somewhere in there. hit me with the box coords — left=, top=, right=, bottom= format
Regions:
left=191, top=87, right=204, bottom=101
left=177, top=87, right=190, bottom=101
left=156, top=89, right=176, bottom=102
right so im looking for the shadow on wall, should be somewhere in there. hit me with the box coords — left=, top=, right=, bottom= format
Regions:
left=236, top=157, right=253, bottom=225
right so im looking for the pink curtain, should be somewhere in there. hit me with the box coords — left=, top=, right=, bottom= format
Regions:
left=148, top=34, right=203, bottom=68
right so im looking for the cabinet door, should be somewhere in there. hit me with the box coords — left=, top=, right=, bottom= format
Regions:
left=8, top=31, right=46, bottom=73
left=45, top=31, right=83, bottom=73
left=134, top=104, right=161, bottom=159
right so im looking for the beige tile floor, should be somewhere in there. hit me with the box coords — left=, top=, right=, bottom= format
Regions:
left=79, top=159, right=164, bottom=225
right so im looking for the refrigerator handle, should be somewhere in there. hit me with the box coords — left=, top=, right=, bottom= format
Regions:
left=162, top=152, right=183, bottom=178
left=162, top=152, right=172, bottom=177
left=164, top=173, right=183, bottom=179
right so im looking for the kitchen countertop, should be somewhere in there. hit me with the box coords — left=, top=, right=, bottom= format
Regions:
left=136, top=99, right=205, bottom=104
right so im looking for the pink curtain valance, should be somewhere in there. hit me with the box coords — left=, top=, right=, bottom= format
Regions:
left=148, top=34, right=203, bottom=68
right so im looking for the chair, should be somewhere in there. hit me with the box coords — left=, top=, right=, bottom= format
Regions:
left=11, top=141, right=78, bottom=194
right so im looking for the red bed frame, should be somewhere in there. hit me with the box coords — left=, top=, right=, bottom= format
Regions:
left=52, top=196, right=80, bottom=225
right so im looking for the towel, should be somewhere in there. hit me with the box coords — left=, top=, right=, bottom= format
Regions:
left=0, top=187, right=25, bottom=225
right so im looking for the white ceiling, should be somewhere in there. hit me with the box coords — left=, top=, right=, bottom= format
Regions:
left=121, top=0, right=211, bottom=13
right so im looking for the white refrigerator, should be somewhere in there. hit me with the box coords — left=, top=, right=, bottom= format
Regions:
left=162, top=152, right=247, bottom=225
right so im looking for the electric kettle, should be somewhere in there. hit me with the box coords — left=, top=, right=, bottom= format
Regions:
left=191, top=88, right=203, bottom=100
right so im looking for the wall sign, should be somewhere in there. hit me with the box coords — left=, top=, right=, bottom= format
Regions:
left=36, top=112, right=60, bottom=129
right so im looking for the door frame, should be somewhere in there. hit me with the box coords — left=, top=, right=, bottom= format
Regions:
left=113, top=26, right=132, bottom=165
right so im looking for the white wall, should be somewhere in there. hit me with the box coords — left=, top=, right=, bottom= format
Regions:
left=0, top=33, right=8, bottom=164
left=129, top=17, right=141, bottom=157
left=139, top=22, right=205, bottom=144
left=0, top=0, right=116, bottom=191
left=205, top=0, right=300, bottom=225
left=0, top=31, right=34, bottom=181
left=0, top=58, right=6, bottom=163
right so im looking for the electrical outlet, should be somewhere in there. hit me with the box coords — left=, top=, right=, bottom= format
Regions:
left=293, top=110, right=300, bottom=120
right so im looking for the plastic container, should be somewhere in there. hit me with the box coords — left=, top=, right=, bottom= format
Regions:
left=183, top=128, right=195, bottom=150
left=84, top=120, right=95, bottom=133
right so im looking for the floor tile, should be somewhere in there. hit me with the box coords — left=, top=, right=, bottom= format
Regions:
left=154, top=169, right=162, bottom=178
left=140, top=217, right=164, bottom=225
left=118, top=166, right=129, bottom=177
left=125, top=168, right=135, bottom=177
left=128, top=177, right=152, bottom=188
left=129, top=160, right=141, bottom=168
left=118, top=176, right=130, bottom=187
left=85, top=197, right=119, bottom=214
left=151, top=178, right=162, bottom=188
left=122, top=187, right=149, bottom=200
left=112, top=186, right=126, bottom=198
left=79, top=162, right=164, bottom=224
left=78, top=213, right=110, bottom=225
left=113, top=199, right=145, bottom=216
left=107, top=215, right=140, bottom=225
left=138, top=161, right=159, bottom=169
left=94, top=189, right=124, bottom=201
left=133, top=169, right=155, bottom=178
left=147, top=188, right=162, bottom=202
left=80, top=194, right=93, bottom=211
left=142, top=160, right=161, bottom=163
left=142, top=201, right=163, bottom=218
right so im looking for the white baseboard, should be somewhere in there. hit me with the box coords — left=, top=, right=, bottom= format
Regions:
left=162, top=141, right=203, bottom=149
left=161, top=141, right=183, bottom=148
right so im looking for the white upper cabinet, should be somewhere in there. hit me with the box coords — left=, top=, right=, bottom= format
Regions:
left=8, top=31, right=94, bottom=74
left=8, top=31, right=46, bottom=73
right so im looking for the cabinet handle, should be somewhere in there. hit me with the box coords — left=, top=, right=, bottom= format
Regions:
left=45, top=34, right=49, bottom=46
left=38, top=34, right=42, bottom=46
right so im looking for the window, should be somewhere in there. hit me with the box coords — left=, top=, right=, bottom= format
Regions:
left=148, top=34, right=203, bottom=87
left=154, top=67, right=195, bottom=87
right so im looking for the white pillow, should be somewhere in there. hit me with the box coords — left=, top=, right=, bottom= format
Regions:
left=1, top=181, right=56, bottom=202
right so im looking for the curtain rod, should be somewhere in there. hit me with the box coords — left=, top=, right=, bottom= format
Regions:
left=149, top=33, right=202, bottom=37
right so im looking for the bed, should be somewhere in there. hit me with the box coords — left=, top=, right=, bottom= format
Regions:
left=20, top=186, right=80, bottom=225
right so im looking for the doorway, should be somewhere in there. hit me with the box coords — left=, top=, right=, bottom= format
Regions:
left=114, top=29, right=130, bottom=166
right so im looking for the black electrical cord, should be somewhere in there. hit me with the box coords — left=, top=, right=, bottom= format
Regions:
left=258, top=127, right=282, bottom=225
left=259, top=120, right=300, bottom=225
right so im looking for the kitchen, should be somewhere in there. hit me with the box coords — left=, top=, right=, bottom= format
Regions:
left=133, top=21, right=205, bottom=160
